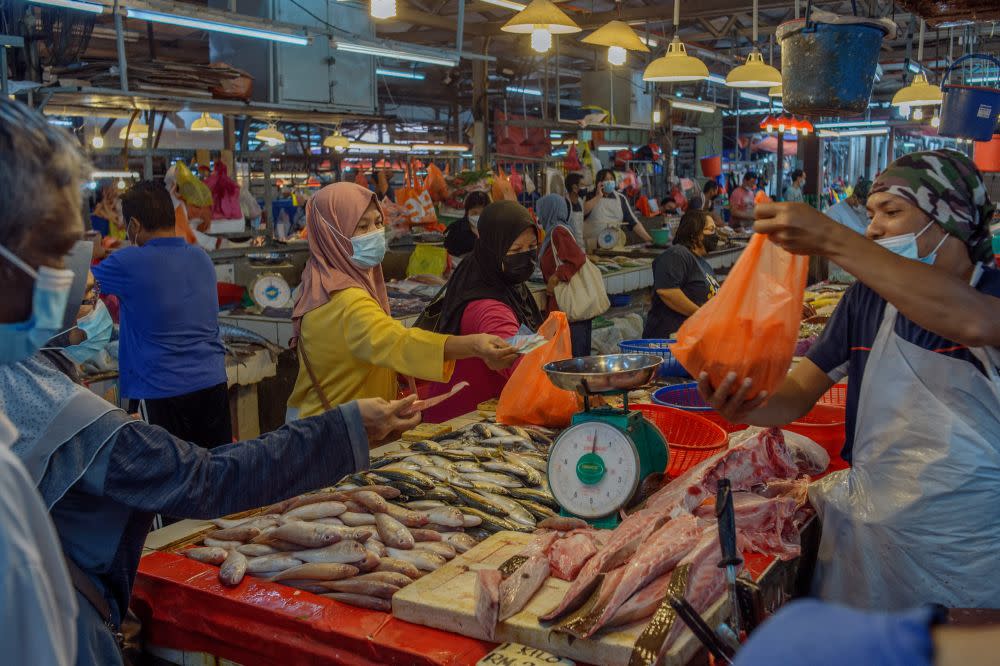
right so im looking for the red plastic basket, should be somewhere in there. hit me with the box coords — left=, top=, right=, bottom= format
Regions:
left=818, top=382, right=847, bottom=408
left=217, top=282, right=245, bottom=308
left=785, top=403, right=847, bottom=461
left=630, top=403, right=728, bottom=477
left=652, top=384, right=749, bottom=434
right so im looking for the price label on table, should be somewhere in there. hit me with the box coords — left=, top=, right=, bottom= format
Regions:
left=477, top=643, right=575, bottom=666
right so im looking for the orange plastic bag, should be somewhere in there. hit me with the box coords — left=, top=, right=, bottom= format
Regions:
left=491, top=168, right=517, bottom=202
left=397, top=165, right=439, bottom=226
left=672, top=234, right=808, bottom=397
left=497, top=311, right=579, bottom=428
left=425, top=163, right=449, bottom=203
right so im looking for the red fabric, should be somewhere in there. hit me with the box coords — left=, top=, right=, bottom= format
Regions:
left=539, top=226, right=586, bottom=314
left=132, top=552, right=493, bottom=666
left=421, top=299, right=521, bottom=422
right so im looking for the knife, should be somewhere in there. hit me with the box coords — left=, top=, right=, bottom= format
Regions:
left=715, top=478, right=743, bottom=637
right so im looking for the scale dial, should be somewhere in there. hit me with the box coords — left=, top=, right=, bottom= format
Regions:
left=548, top=421, right=641, bottom=519
left=251, top=273, right=292, bottom=308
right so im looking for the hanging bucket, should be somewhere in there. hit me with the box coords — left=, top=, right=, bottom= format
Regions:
left=938, top=54, right=1000, bottom=142
left=778, top=8, right=894, bottom=116
left=700, top=155, right=722, bottom=178
left=975, top=134, right=1000, bottom=173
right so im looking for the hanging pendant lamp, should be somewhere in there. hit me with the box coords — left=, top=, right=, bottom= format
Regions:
left=891, top=22, right=942, bottom=108
left=642, top=0, right=707, bottom=82
left=256, top=123, right=286, bottom=147
left=370, top=0, right=396, bottom=20
left=501, top=0, right=580, bottom=54
left=324, top=131, right=351, bottom=152
left=191, top=112, right=222, bottom=132
left=582, top=20, right=649, bottom=66
left=726, top=0, right=781, bottom=88
left=768, top=85, right=782, bottom=98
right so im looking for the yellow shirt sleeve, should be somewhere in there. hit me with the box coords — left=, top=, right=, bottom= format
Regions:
left=329, top=288, right=454, bottom=382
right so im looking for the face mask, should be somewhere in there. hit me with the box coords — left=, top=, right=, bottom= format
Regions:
left=875, top=220, right=948, bottom=265
left=468, top=215, right=480, bottom=231
left=501, top=250, right=536, bottom=285
left=349, top=227, right=387, bottom=268
left=61, top=300, right=114, bottom=364
left=602, top=181, right=616, bottom=195
left=702, top=234, right=719, bottom=253
left=0, top=243, right=74, bottom=365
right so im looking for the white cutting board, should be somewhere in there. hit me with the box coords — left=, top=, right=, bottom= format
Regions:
left=392, top=531, right=727, bottom=666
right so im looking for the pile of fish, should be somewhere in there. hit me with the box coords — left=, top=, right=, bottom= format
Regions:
left=469, top=428, right=830, bottom=663
left=181, top=419, right=560, bottom=611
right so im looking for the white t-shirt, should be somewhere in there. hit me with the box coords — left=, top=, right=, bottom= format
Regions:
left=0, top=413, right=78, bottom=666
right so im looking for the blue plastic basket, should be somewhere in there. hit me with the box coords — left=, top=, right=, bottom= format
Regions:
left=618, top=339, right=689, bottom=378
left=652, top=383, right=710, bottom=410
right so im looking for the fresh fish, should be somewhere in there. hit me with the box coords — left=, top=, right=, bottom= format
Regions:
left=466, top=480, right=511, bottom=496
left=384, top=503, right=431, bottom=527
left=350, top=490, right=389, bottom=513
left=441, top=532, right=477, bottom=554
left=314, top=517, right=345, bottom=526
left=365, top=539, right=388, bottom=558
left=507, top=487, right=559, bottom=510
left=412, top=541, right=456, bottom=559
left=434, top=449, right=480, bottom=462
left=409, top=528, right=442, bottom=542
left=376, top=557, right=422, bottom=579
left=269, top=562, right=359, bottom=582
left=511, top=453, right=549, bottom=473
left=405, top=500, right=446, bottom=510
left=466, top=527, right=492, bottom=541
left=236, top=543, right=281, bottom=557
left=355, top=550, right=381, bottom=572
left=210, top=515, right=282, bottom=531
left=278, top=580, right=333, bottom=594
left=423, top=486, right=459, bottom=502
left=480, top=436, right=531, bottom=447
left=246, top=554, right=303, bottom=574
left=219, top=324, right=283, bottom=357
left=256, top=522, right=344, bottom=549
left=452, top=461, right=485, bottom=474
left=502, top=451, right=548, bottom=480
left=463, top=446, right=500, bottom=459
left=408, top=440, right=444, bottom=452
left=414, top=505, right=464, bottom=527
left=459, top=507, right=518, bottom=533
left=399, top=454, right=435, bottom=467
left=321, top=592, right=391, bottom=612
left=184, top=546, right=229, bottom=565
left=423, top=466, right=473, bottom=488
left=375, top=468, right=436, bottom=490
left=422, top=523, right=463, bottom=533
left=519, top=500, right=557, bottom=521
left=340, top=512, right=377, bottom=527
left=354, top=571, right=413, bottom=588
left=426, top=455, right=456, bottom=469
left=450, top=486, right=508, bottom=516
left=380, top=462, right=422, bottom=472
left=321, top=578, right=400, bottom=599
left=475, top=569, right=502, bottom=641
left=385, top=547, right=447, bottom=572
left=284, top=501, right=347, bottom=521
left=461, top=513, right=484, bottom=528
left=485, top=424, right=511, bottom=438
left=344, top=485, right=401, bottom=500
left=203, top=537, right=243, bottom=549
left=375, top=513, right=415, bottom=550
left=219, top=549, right=248, bottom=586
left=293, top=541, right=369, bottom=564
left=463, top=472, right=523, bottom=489
left=385, top=480, right=428, bottom=500
left=538, top=516, right=589, bottom=531
left=498, top=554, right=550, bottom=621
left=476, top=490, right=537, bottom=528
left=269, top=491, right=349, bottom=514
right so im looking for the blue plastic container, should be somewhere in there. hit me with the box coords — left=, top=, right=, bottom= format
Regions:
left=618, top=339, right=689, bottom=378
left=652, top=383, right=710, bottom=410
left=938, top=54, right=1000, bottom=142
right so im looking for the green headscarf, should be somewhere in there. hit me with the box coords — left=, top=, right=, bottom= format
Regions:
left=871, top=149, right=995, bottom=263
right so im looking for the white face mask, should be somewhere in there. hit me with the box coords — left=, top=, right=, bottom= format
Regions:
left=875, top=220, right=948, bottom=265
left=468, top=214, right=480, bottom=231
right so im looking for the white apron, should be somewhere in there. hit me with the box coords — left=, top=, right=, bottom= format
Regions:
left=583, top=196, right=624, bottom=250
left=566, top=198, right=586, bottom=250
left=810, top=279, right=1000, bottom=610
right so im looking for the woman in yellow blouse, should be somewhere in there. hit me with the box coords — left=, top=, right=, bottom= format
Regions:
left=287, top=182, right=517, bottom=420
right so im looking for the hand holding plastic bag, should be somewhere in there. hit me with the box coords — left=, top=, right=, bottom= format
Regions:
left=673, top=234, right=808, bottom=398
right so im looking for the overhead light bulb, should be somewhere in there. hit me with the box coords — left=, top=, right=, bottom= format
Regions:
left=766, top=123, right=774, bottom=133
left=117, top=179, right=126, bottom=190
left=912, top=107, right=924, bottom=120
left=778, top=122, right=785, bottom=132
left=931, top=114, right=941, bottom=128
left=608, top=45, right=627, bottom=66
left=91, top=135, right=104, bottom=149
left=652, top=109, right=662, bottom=123
left=370, top=0, right=396, bottom=20
left=530, top=27, right=552, bottom=53
left=899, top=104, right=910, bottom=118
left=131, top=136, right=143, bottom=148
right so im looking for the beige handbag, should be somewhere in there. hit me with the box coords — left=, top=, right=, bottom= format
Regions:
left=551, top=226, right=610, bottom=322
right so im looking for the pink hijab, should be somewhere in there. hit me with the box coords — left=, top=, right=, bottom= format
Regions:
left=291, top=182, right=389, bottom=344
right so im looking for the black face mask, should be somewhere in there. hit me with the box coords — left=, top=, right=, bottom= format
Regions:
left=501, top=250, right=537, bottom=285
left=702, top=233, right=719, bottom=253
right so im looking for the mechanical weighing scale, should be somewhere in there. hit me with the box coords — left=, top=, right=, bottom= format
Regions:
left=543, top=354, right=669, bottom=528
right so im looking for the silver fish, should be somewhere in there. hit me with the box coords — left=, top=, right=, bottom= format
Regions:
left=203, top=537, right=243, bottom=549
left=412, top=541, right=456, bottom=560
left=219, top=549, right=249, bottom=586
left=236, top=544, right=281, bottom=557
left=452, top=461, right=485, bottom=474
left=184, top=546, right=229, bottom=565
left=340, top=512, right=377, bottom=527
left=385, top=547, right=447, bottom=572
left=321, top=578, right=400, bottom=599
left=405, top=500, right=446, bottom=510
left=206, top=525, right=261, bottom=543
left=463, top=472, right=523, bottom=489
left=441, top=532, right=477, bottom=554
left=375, top=513, right=415, bottom=550
left=482, top=461, right=542, bottom=487
left=476, top=491, right=537, bottom=528
left=418, top=506, right=465, bottom=528
left=292, top=540, right=368, bottom=564
left=269, top=562, right=359, bottom=582
left=284, top=501, right=347, bottom=521
left=246, top=554, right=303, bottom=574
left=219, top=324, right=284, bottom=357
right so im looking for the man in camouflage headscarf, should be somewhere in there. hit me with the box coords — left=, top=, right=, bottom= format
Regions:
left=870, top=148, right=995, bottom=263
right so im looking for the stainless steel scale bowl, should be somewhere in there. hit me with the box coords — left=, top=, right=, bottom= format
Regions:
left=543, top=354, right=663, bottom=395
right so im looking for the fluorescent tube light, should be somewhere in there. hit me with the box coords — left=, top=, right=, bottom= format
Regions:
left=821, top=128, right=890, bottom=138
left=814, top=120, right=887, bottom=129
left=347, top=142, right=412, bottom=153
left=126, top=8, right=309, bottom=45
left=333, top=40, right=457, bottom=67
left=412, top=144, right=469, bottom=152
left=376, top=68, right=426, bottom=80
left=91, top=170, right=140, bottom=179
left=30, top=0, right=103, bottom=12
left=507, top=86, right=542, bottom=96
left=739, top=91, right=770, bottom=104
left=672, top=100, right=716, bottom=113
left=707, top=74, right=727, bottom=85
left=596, top=144, right=630, bottom=151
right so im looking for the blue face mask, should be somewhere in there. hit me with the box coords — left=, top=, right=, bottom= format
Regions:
left=0, top=243, right=75, bottom=365
left=61, top=300, right=114, bottom=364
left=349, top=227, right=387, bottom=268
left=602, top=181, right=616, bottom=195
left=875, top=220, right=949, bottom=265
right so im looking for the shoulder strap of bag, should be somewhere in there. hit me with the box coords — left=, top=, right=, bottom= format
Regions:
left=297, top=340, right=333, bottom=412
left=550, top=224, right=574, bottom=267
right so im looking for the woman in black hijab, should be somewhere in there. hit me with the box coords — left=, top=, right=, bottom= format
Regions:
left=419, top=200, right=543, bottom=421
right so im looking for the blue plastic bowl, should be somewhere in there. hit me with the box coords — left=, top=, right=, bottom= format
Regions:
left=652, top=383, right=710, bottom=410
left=618, top=338, right=690, bottom=378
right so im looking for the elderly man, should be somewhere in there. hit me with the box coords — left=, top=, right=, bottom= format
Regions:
left=0, top=99, right=421, bottom=665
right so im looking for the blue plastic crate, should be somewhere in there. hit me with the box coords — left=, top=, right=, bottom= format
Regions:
left=652, top=383, right=710, bottom=410
left=618, top=338, right=689, bottom=378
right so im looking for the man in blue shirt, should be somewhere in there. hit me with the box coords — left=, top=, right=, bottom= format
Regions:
left=93, top=181, right=230, bottom=448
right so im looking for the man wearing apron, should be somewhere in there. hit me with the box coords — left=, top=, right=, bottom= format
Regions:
left=563, top=173, right=587, bottom=250
left=583, top=168, right=653, bottom=251
left=698, top=149, right=1000, bottom=610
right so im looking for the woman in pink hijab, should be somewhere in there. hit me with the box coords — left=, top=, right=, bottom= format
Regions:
left=287, top=182, right=517, bottom=420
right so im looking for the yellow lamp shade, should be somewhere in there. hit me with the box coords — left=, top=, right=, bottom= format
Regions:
left=256, top=124, right=286, bottom=147
left=582, top=20, right=650, bottom=52
left=324, top=131, right=351, bottom=152
left=726, top=49, right=782, bottom=88
left=891, top=73, right=943, bottom=107
left=768, top=85, right=782, bottom=98
left=119, top=121, right=150, bottom=140
left=643, top=36, right=708, bottom=83
left=501, top=0, right=580, bottom=34
left=191, top=112, right=222, bottom=132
